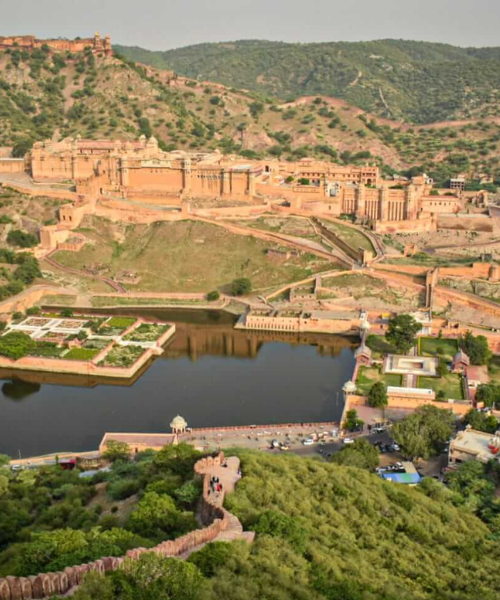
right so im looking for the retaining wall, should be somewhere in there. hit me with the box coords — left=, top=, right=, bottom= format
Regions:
left=0, top=453, right=243, bottom=600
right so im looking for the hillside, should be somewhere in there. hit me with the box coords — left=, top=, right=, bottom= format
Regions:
left=1, top=44, right=500, bottom=185
left=116, top=39, right=500, bottom=125
left=67, top=450, right=500, bottom=600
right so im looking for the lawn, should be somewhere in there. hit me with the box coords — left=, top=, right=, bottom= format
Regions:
left=418, top=374, right=465, bottom=400
left=50, top=218, right=336, bottom=293
left=419, top=337, right=458, bottom=361
left=64, top=347, right=100, bottom=361
left=28, top=343, right=67, bottom=358
left=106, top=317, right=137, bottom=329
left=321, top=220, right=375, bottom=253
left=366, top=335, right=398, bottom=359
left=356, top=366, right=402, bottom=394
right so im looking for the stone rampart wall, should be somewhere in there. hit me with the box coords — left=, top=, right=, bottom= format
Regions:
left=0, top=453, right=238, bottom=600
left=347, top=394, right=470, bottom=415
left=0, top=159, right=25, bottom=173
left=0, top=287, right=76, bottom=315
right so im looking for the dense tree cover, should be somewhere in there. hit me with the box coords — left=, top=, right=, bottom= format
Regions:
left=462, top=331, right=492, bottom=365
left=117, top=39, right=500, bottom=123
left=331, top=438, right=379, bottom=471
left=392, top=405, right=455, bottom=461
left=386, top=314, right=422, bottom=354
left=463, top=409, right=499, bottom=433
left=57, top=449, right=500, bottom=600
left=0, top=331, right=36, bottom=359
left=0, top=444, right=202, bottom=577
left=0, top=251, right=42, bottom=302
left=475, top=383, right=500, bottom=408
left=72, top=553, right=203, bottom=600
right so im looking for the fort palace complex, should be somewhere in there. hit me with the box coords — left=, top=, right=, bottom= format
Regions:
left=0, top=135, right=489, bottom=251
left=0, top=32, right=112, bottom=56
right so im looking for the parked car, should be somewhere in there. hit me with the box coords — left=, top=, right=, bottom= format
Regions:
left=280, top=444, right=290, bottom=451
left=10, top=464, right=22, bottom=471
left=343, top=437, right=355, bottom=445
left=270, top=440, right=280, bottom=449
left=303, top=438, right=314, bottom=446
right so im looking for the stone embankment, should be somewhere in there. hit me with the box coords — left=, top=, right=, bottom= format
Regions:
left=0, top=453, right=253, bottom=600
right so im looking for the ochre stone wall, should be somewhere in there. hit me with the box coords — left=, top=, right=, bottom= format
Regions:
left=0, top=33, right=112, bottom=56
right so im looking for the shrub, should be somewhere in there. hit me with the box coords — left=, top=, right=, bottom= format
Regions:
left=206, top=290, right=220, bottom=302
left=0, top=331, right=36, bottom=360
left=231, top=277, right=251, bottom=296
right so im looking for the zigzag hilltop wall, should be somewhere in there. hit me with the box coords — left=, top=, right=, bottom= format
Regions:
left=0, top=33, right=112, bottom=56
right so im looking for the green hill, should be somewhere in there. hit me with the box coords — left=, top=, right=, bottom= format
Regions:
left=116, top=39, right=500, bottom=124
left=69, top=450, right=500, bottom=600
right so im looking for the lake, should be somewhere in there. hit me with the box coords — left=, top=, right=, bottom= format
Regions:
left=0, top=308, right=356, bottom=458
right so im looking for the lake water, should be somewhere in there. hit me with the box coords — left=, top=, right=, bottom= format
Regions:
left=0, top=309, right=356, bottom=458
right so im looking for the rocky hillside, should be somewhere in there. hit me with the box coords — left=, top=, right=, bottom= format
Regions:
left=1, top=45, right=500, bottom=186
left=117, top=39, right=500, bottom=125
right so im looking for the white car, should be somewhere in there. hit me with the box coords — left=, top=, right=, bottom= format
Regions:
left=343, top=437, right=355, bottom=444
left=302, top=438, right=315, bottom=446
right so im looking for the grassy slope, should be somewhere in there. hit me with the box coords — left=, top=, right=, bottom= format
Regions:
left=204, top=450, right=500, bottom=600
left=48, top=217, right=334, bottom=293
left=117, top=39, right=500, bottom=124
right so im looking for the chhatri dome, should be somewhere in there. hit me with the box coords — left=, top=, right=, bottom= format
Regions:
left=170, top=415, right=188, bottom=433
left=342, top=380, right=357, bottom=394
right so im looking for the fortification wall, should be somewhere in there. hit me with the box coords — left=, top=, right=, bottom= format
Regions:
left=437, top=215, right=493, bottom=232
left=347, top=394, right=471, bottom=415
left=0, top=287, right=76, bottom=315
left=0, top=159, right=25, bottom=174
left=0, top=452, right=246, bottom=600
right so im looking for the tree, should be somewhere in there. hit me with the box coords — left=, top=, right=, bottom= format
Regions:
left=392, top=405, right=454, bottom=461
left=206, top=290, right=220, bottom=302
left=102, top=441, right=131, bottom=463
left=61, top=308, right=74, bottom=318
left=0, top=331, right=36, bottom=360
left=128, top=492, right=195, bottom=539
left=386, top=314, right=422, bottom=354
left=298, top=177, right=310, bottom=185
left=7, top=229, right=38, bottom=248
left=251, top=510, right=308, bottom=552
left=344, top=409, right=364, bottom=432
left=464, top=409, right=499, bottom=434
left=475, top=383, right=500, bottom=408
left=436, top=357, right=449, bottom=378
left=462, top=331, right=491, bottom=365
left=332, top=438, right=379, bottom=471
left=231, top=277, right=252, bottom=296
left=368, top=381, right=388, bottom=408
left=188, top=541, right=234, bottom=577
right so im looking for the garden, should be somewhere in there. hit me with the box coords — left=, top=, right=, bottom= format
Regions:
left=123, top=323, right=170, bottom=343
left=99, top=344, right=146, bottom=367
left=356, top=365, right=402, bottom=395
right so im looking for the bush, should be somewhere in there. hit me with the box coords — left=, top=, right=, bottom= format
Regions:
left=7, top=229, right=38, bottom=248
left=206, top=290, right=220, bottom=302
left=0, top=331, right=36, bottom=360
left=231, top=277, right=252, bottom=296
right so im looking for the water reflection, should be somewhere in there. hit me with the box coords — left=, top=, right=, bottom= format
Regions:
left=0, top=309, right=357, bottom=457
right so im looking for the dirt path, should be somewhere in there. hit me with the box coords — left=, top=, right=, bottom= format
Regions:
left=44, top=253, right=127, bottom=293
